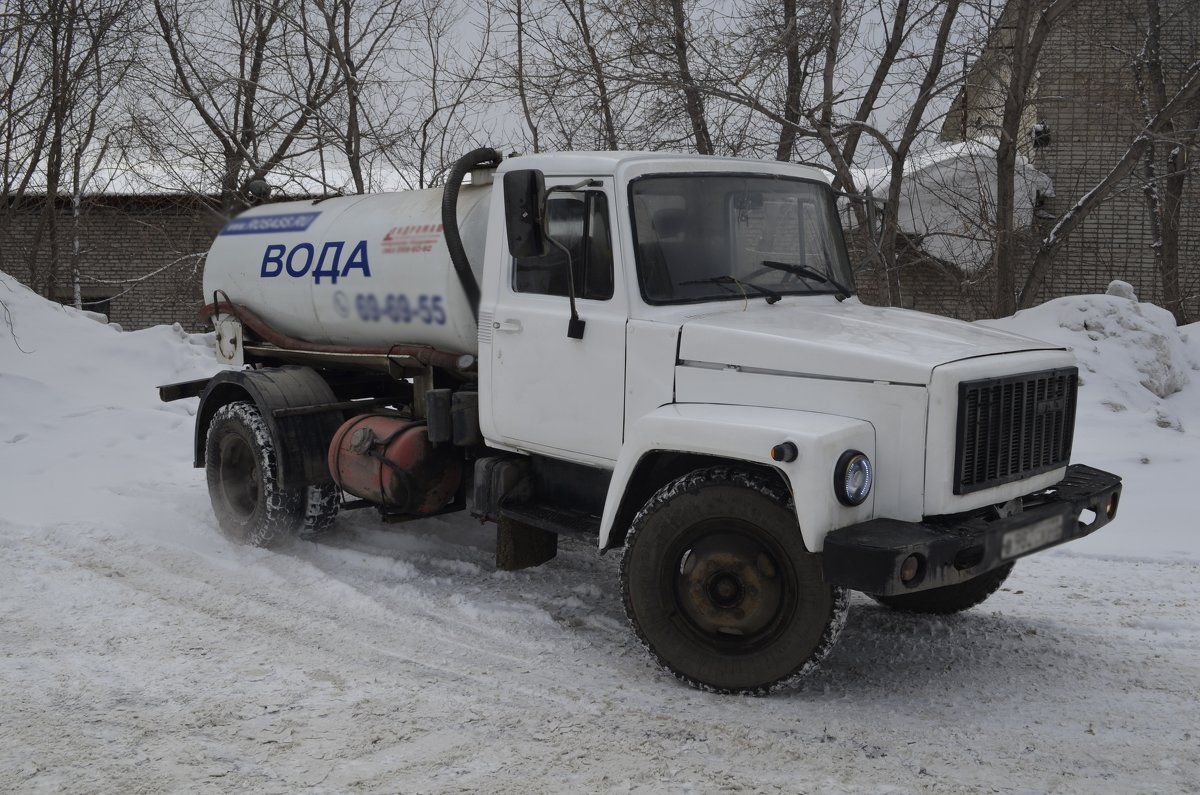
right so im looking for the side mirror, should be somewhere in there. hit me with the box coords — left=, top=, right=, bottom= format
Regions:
left=503, top=169, right=547, bottom=258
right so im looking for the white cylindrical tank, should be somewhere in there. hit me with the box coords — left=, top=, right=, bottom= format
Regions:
left=202, top=184, right=491, bottom=355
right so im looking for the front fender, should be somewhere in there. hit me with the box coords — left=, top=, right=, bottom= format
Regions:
left=599, top=404, right=876, bottom=553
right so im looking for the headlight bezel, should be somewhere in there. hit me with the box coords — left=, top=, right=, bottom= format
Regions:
left=834, top=449, right=873, bottom=506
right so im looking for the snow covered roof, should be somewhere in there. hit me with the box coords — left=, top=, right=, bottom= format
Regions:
left=847, top=138, right=1053, bottom=272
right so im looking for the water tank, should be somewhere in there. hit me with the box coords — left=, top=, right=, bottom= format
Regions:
left=202, top=184, right=491, bottom=354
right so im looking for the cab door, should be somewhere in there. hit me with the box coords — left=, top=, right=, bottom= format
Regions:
left=487, top=179, right=627, bottom=462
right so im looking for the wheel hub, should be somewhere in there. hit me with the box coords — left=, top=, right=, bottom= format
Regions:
left=706, top=572, right=745, bottom=608
left=675, top=531, right=786, bottom=640
left=218, top=434, right=260, bottom=520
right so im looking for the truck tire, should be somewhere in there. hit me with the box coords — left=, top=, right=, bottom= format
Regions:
left=870, top=562, right=1014, bottom=615
left=301, top=482, right=341, bottom=538
left=620, top=466, right=848, bottom=694
left=205, top=401, right=305, bottom=548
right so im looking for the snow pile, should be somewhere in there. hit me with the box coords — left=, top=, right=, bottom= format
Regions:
left=0, top=271, right=225, bottom=528
left=849, top=137, right=1053, bottom=270
left=979, top=282, right=1200, bottom=560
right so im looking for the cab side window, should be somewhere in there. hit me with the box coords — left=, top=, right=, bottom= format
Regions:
left=513, top=192, right=614, bottom=300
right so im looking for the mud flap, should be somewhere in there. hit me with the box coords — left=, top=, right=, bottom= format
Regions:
left=496, top=516, right=558, bottom=571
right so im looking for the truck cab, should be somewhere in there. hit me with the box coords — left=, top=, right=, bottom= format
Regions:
left=169, top=149, right=1122, bottom=694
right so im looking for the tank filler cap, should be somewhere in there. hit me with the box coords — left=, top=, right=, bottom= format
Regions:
left=350, top=427, right=378, bottom=455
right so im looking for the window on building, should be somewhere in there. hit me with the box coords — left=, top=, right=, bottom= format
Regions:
left=54, top=288, right=115, bottom=320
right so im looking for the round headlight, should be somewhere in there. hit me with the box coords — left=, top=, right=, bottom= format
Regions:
left=834, top=450, right=872, bottom=506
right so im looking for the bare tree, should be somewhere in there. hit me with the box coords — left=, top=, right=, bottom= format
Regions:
left=560, top=0, right=620, bottom=148
left=494, top=0, right=645, bottom=152
left=509, top=0, right=541, bottom=151
left=978, top=0, right=1082, bottom=316
left=0, top=2, right=53, bottom=279
left=801, top=0, right=966, bottom=305
left=771, top=0, right=825, bottom=161
left=66, top=21, right=135, bottom=309
left=307, top=0, right=413, bottom=194
left=606, top=0, right=717, bottom=153
left=148, top=0, right=339, bottom=210
left=372, top=0, right=495, bottom=189
left=10, top=0, right=136, bottom=298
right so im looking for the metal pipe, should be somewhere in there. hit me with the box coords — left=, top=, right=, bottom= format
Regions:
left=198, top=297, right=476, bottom=373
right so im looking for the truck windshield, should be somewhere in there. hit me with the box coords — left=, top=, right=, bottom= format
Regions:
left=629, top=174, right=854, bottom=304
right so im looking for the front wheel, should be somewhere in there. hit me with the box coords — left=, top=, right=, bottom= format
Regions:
left=620, top=466, right=848, bottom=694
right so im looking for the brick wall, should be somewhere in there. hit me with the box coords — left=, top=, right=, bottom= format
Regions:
left=0, top=196, right=226, bottom=330
left=928, top=0, right=1200, bottom=322
left=1024, top=0, right=1199, bottom=318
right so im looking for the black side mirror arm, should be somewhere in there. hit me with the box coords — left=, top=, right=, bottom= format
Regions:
left=543, top=233, right=586, bottom=340
left=545, top=179, right=600, bottom=340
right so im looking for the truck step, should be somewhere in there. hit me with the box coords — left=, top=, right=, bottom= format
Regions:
left=498, top=503, right=601, bottom=536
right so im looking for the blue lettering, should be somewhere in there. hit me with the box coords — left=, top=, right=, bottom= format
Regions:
left=341, top=240, right=371, bottom=278
left=286, top=243, right=315, bottom=277
left=261, top=244, right=285, bottom=277
left=313, top=241, right=345, bottom=284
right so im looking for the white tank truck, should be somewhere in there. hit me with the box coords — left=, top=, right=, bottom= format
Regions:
left=161, top=148, right=1123, bottom=693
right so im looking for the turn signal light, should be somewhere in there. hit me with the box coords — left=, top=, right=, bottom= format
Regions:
left=900, top=553, right=924, bottom=587
left=1105, top=492, right=1120, bottom=520
left=771, top=442, right=798, bottom=463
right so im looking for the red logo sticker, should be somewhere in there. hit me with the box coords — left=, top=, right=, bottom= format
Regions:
left=382, top=223, right=443, bottom=255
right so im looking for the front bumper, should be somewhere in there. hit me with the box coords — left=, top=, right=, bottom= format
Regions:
left=822, top=464, right=1122, bottom=596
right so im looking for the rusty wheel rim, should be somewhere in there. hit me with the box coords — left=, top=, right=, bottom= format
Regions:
left=669, top=520, right=796, bottom=652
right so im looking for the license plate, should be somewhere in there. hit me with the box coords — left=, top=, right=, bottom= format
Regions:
left=1001, top=516, right=1065, bottom=559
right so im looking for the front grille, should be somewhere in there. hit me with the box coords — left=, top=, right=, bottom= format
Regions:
left=954, top=367, right=1078, bottom=494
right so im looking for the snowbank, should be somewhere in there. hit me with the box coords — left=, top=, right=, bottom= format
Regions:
left=850, top=138, right=1053, bottom=270
left=0, top=272, right=225, bottom=528
left=979, top=282, right=1200, bottom=561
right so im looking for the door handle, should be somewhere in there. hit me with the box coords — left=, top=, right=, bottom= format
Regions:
left=494, top=318, right=523, bottom=333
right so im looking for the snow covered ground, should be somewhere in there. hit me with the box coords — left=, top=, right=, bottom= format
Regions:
left=2, top=272, right=1198, bottom=792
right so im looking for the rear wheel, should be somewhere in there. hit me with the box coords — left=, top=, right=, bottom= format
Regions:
left=205, top=401, right=305, bottom=548
left=301, top=482, right=341, bottom=538
left=871, top=563, right=1015, bottom=615
left=621, top=466, right=848, bottom=694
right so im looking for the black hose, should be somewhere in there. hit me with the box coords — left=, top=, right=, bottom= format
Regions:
left=442, top=147, right=503, bottom=321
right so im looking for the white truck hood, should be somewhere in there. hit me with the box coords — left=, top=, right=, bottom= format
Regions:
left=676, top=298, right=1061, bottom=385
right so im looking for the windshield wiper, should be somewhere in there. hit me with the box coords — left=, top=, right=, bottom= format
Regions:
left=760, top=260, right=853, bottom=299
left=680, top=275, right=781, bottom=304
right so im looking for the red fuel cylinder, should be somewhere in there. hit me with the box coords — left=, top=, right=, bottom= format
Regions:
left=327, top=415, right=462, bottom=514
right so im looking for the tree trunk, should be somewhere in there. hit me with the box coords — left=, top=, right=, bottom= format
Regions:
left=880, top=154, right=907, bottom=306
left=514, top=0, right=540, bottom=151
left=991, top=0, right=1036, bottom=318
left=1156, top=150, right=1187, bottom=323
left=1136, top=0, right=1187, bottom=324
left=993, top=134, right=1019, bottom=316
left=668, top=0, right=712, bottom=155
left=71, top=189, right=82, bottom=310
left=573, top=0, right=618, bottom=149
left=775, top=0, right=802, bottom=162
